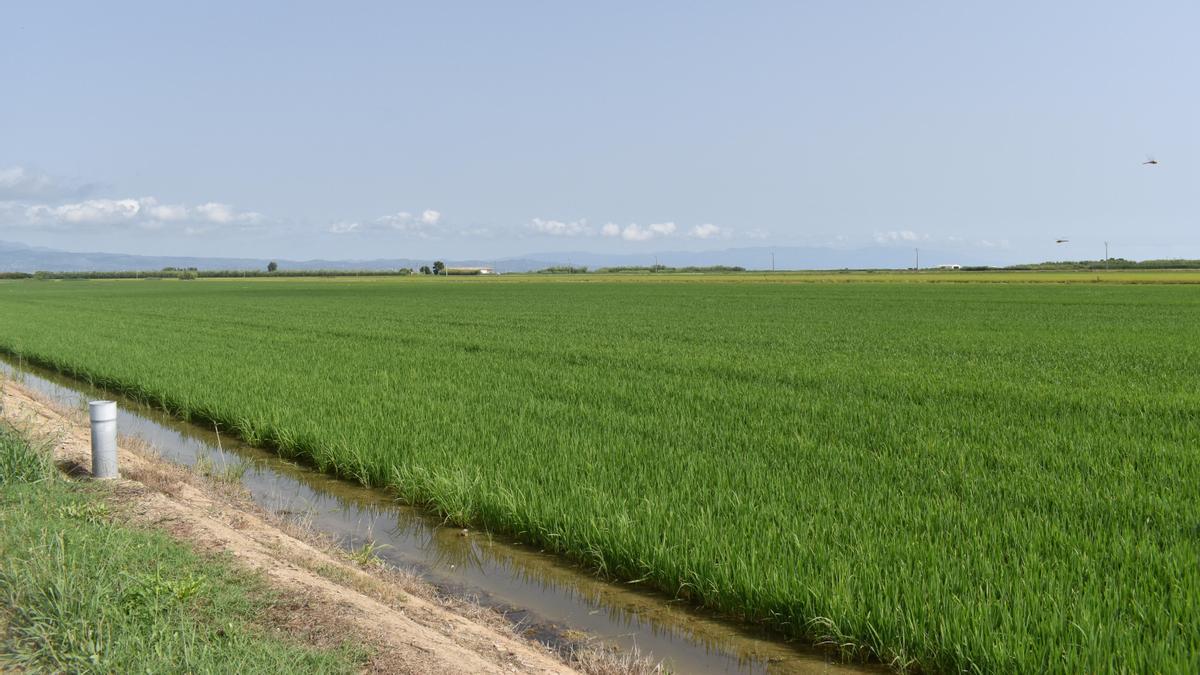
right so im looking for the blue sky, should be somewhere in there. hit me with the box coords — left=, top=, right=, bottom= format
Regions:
left=1, top=1, right=1196, bottom=264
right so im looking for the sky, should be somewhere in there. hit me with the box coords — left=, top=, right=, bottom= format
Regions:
left=1, top=1, right=1197, bottom=265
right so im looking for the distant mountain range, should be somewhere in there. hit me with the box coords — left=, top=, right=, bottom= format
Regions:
left=0, top=240, right=557, bottom=274
left=0, top=239, right=992, bottom=273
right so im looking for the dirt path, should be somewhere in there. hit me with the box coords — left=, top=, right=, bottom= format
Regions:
left=0, top=378, right=581, bottom=675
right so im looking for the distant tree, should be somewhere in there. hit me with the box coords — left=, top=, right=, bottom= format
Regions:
left=419, top=265, right=431, bottom=275
left=267, top=261, right=278, bottom=272
left=432, top=261, right=445, bottom=275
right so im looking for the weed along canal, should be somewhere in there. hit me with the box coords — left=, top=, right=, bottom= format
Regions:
left=0, top=356, right=866, bottom=675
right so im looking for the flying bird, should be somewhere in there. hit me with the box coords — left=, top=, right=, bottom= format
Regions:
left=1143, top=156, right=1159, bottom=165
left=1056, top=239, right=1069, bottom=244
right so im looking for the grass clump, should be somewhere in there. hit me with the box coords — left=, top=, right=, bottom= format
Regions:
left=345, top=539, right=391, bottom=568
left=0, top=423, right=52, bottom=485
left=0, top=424, right=365, bottom=674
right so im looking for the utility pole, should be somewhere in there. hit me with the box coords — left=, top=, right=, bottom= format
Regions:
left=915, top=248, right=920, bottom=272
left=1104, top=241, right=1109, bottom=272
left=771, top=250, right=775, bottom=272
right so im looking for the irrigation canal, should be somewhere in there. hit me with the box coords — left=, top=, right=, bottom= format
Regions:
left=0, top=354, right=873, bottom=675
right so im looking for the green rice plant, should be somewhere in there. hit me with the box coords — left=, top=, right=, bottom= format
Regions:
left=0, top=276, right=1197, bottom=672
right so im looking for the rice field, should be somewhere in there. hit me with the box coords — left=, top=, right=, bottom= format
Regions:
left=0, top=276, right=1196, bottom=672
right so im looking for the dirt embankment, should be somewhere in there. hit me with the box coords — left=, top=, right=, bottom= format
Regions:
left=0, top=378, right=585, bottom=675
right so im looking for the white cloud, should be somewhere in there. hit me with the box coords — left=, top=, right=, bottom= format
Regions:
left=28, top=198, right=141, bottom=225
left=146, top=202, right=189, bottom=221
left=873, top=230, right=926, bottom=244
left=622, top=225, right=655, bottom=241
left=194, top=202, right=261, bottom=225
left=377, top=210, right=437, bottom=234
left=603, top=221, right=677, bottom=241
left=0, top=167, right=56, bottom=199
left=7, top=196, right=263, bottom=234
left=379, top=211, right=427, bottom=233
left=327, top=213, right=740, bottom=243
left=529, top=217, right=592, bottom=236
left=328, top=220, right=360, bottom=234
left=688, top=223, right=724, bottom=239
left=329, top=208, right=447, bottom=236
left=375, top=211, right=414, bottom=229
left=0, top=166, right=259, bottom=235
left=529, top=218, right=729, bottom=242
left=0, top=166, right=92, bottom=200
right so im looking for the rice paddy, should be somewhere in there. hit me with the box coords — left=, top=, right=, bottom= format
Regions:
left=0, top=275, right=1196, bottom=672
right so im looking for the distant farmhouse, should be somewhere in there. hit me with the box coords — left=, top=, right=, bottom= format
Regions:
left=932, top=264, right=962, bottom=270
left=446, top=266, right=497, bottom=275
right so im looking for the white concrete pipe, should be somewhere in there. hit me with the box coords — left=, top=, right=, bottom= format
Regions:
left=89, top=400, right=118, bottom=479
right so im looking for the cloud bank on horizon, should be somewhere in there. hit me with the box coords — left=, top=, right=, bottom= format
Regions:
left=2, top=166, right=730, bottom=246
left=1, top=167, right=263, bottom=237
left=527, top=218, right=729, bottom=242
left=1, top=165, right=762, bottom=248
left=0, top=163, right=1155, bottom=265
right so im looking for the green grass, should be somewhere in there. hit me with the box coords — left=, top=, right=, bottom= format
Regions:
left=0, top=423, right=365, bottom=673
left=0, top=423, right=52, bottom=486
left=0, top=276, right=1197, bottom=672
